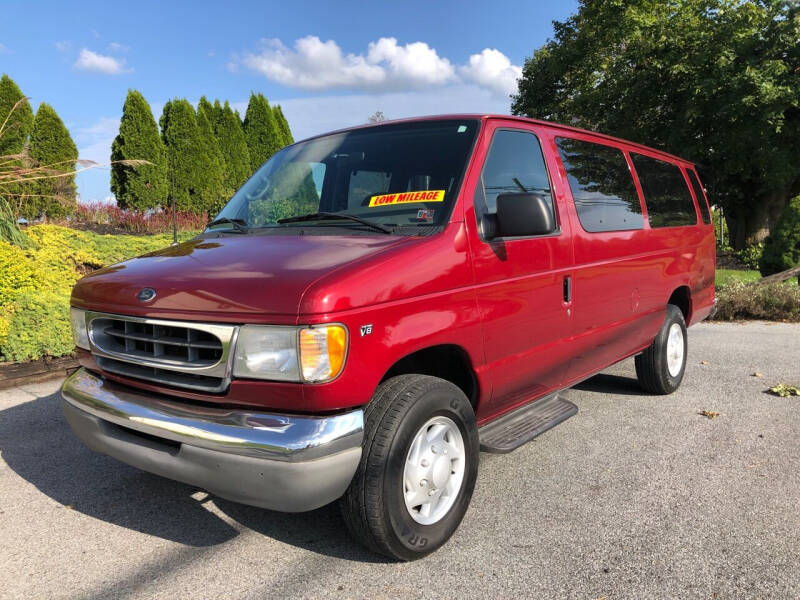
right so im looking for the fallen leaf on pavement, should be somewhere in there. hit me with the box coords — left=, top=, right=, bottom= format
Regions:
left=699, top=410, right=720, bottom=419
left=767, top=384, right=800, bottom=397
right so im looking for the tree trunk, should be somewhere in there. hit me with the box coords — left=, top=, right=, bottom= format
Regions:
left=725, top=189, right=790, bottom=250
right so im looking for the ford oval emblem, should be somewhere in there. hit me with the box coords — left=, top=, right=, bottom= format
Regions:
left=137, top=288, right=157, bottom=303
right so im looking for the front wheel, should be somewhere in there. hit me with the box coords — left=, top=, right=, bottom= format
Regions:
left=635, top=304, right=688, bottom=394
left=340, top=374, right=479, bottom=561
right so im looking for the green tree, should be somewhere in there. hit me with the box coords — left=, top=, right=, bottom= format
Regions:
left=512, top=0, right=800, bottom=249
left=760, top=194, right=800, bottom=275
left=110, top=90, right=169, bottom=211
left=160, top=99, right=210, bottom=213
left=215, top=101, right=251, bottom=193
left=243, top=93, right=282, bottom=173
left=27, top=103, right=78, bottom=218
left=196, top=104, right=226, bottom=213
left=0, top=74, right=33, bottom=156
left=273, top=104, right=294, bottom=146
left=0, top=75, right=34, bottom=215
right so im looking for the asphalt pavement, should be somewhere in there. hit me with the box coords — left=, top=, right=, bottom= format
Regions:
left=1, top=321, right=799, bottom=600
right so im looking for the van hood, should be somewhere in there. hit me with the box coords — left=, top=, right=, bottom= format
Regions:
left=71, top=233, right=411, bottom=319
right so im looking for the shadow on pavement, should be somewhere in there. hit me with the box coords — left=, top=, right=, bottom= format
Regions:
left=0, top=390, right=386, bottom=562
left=572, top=373, right=644, bottom=396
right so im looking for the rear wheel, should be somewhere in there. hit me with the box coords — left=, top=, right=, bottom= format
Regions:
left=635, top=304, right=687, bottom=395
left=340, top=374, right=479, bottom=561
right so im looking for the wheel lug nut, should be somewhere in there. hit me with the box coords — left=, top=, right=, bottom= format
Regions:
left=428, top=489, right=436, bottom=496
left=431, top=446, right=438, bottom=454
left=421, top=459, right=429, bottom=467
left=419, top=479, right=427, bottom=487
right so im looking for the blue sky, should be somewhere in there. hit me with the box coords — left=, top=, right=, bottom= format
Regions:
left=0, top=0, right=578, bottom=204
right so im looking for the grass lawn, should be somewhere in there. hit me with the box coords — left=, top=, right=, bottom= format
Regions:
left=715, top=268, right=761, bottom=288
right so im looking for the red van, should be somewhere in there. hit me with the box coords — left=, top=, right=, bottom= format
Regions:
left=62, top=115, right=715, bottom=560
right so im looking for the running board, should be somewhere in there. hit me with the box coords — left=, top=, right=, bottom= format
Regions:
left=479, top=393, right=578, bottom=453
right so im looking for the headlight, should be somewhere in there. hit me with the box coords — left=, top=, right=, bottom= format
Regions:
left=70, top=308, right=89, bottom=350
left=233, top=326, right=300, bottom=381
left=232, top=324, right=348, bottom=383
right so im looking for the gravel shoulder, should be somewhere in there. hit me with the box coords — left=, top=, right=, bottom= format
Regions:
left=1, top=322, right=798, bottom=600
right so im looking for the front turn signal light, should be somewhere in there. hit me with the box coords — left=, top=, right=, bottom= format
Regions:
left=299, top=324, right=348, bottom=382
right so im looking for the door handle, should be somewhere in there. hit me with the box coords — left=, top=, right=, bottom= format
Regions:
left=563, top=275, right=572, bottom=303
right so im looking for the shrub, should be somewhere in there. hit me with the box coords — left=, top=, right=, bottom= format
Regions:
left=760, top=195, right=800, bottom=276
left=1, top=290, right=73, bottom=362
left=712, top=281, right=800, bottom=322
left=736, top=242, right=764, bottom=270
left=69, top=202, right=208, bottom=234
left=0, top=224, right=198, bottom=361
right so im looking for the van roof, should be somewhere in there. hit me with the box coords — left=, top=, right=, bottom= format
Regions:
left=296, top=113, right=694, bottom=167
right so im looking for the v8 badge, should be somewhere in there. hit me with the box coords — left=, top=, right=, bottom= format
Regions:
left=360, top=324, right=373, bottom=337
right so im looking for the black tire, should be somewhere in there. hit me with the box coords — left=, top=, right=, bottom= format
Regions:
left=635, top=304, right=688, bottom=395
left=339, top=374, right=479, bottom=561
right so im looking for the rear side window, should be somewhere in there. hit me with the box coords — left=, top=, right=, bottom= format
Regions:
left=556, top=137, right=643, bottom=232
left=480, top=129, right=553, bottom=218
left=687, top=169, right=711, bottom=224
left=631, top=154, right=697, bottom=228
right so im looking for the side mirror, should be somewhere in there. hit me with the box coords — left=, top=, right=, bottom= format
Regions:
left=485, top=192, right=555, bottom=239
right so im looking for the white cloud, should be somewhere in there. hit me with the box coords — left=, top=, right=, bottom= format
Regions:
left=0, top=43, right=11, bottom=55
left=460, top=48, right=522, bottom=97
left=54, top=40, right=71, bottom=52
left=74, top=48, right=130, bottom=75
left=236, top=36, right=458, bottom=92
left=107, top=41, right=129, bottom=53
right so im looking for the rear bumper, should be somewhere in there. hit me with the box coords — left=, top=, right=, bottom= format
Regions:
left=61, top=368, right=363, bottom=512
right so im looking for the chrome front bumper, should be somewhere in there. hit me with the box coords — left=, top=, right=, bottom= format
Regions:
left=61, top=368, right=364, bottom=512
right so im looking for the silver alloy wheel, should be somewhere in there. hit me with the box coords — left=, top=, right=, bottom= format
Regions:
left=403, top=415, right=466, bottom=525
left=666, top=322, right=685, bottom=377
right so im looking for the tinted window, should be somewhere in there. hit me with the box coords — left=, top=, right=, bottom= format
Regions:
left=480, top=129, right=553, bottom=218
left=631, top=154, right=698, bottom=228
left=556, top=138, right=643, bottom=232
left=687, top=169, right=711, bottom=224
left=214, top=119, right=478, bottom=229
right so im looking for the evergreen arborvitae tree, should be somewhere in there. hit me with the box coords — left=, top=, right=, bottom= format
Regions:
left=0, top=74, right=34, bottom=156
left=273, top=105, right=294, bottom=146
left=195, top=104, right=226, bottom=214
left=110, top=90, right=169, bottom=211
left=215, top=101, right=251, bottom=193
left=243, top=93, right=282, bottom=173
left=27, top=103, right=78, bottom=218
left=160, top=99, right=211, bottom=214
left=197, top=96, right=215, bottom=125
left=212, top=99, right=225, bottom=131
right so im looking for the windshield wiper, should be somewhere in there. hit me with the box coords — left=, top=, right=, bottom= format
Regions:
left=277, top=212, right=393, bottom=234
left=206, top=217, right=248, bottom=233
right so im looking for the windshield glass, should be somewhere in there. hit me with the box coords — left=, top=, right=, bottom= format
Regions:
left=209, top=119, right=479, bottom=232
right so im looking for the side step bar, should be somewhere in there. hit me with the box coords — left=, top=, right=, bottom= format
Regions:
left=479, top=393, right=578, bottom=453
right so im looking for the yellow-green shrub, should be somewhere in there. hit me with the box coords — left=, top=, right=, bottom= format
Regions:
left=0, top=225, right=197, bottom=361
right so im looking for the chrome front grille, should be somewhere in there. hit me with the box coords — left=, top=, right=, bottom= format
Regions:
left=87, top=312, right=237, bottom=393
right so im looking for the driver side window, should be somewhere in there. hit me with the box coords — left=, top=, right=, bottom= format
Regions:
left=480, top=129, right=554, bottom=218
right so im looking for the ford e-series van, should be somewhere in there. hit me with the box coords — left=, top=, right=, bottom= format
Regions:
left=62, top=115, right=715, bottom=560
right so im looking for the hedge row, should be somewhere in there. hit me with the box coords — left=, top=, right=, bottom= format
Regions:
left=0, top=225, right=196, bottom=362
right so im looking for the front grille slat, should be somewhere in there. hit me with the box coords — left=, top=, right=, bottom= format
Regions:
left=88, top=314, right=234, bottom=393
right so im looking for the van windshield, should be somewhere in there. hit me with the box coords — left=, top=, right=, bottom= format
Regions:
left=209, top=119, right=479, bottom=234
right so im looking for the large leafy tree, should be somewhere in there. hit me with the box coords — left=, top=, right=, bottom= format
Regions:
left=243, top=92, right=282, bottom=173
left=0, top=74, right=33, bottom=156
left=111, top=90, right=169, bottom=211
left=512, top=0, right=800, bottom=249
left=214, top=101, right=251, bottom=193
left=160, top=99, right=213, bottom=213
left=27, top=103, right=78, bottom=218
